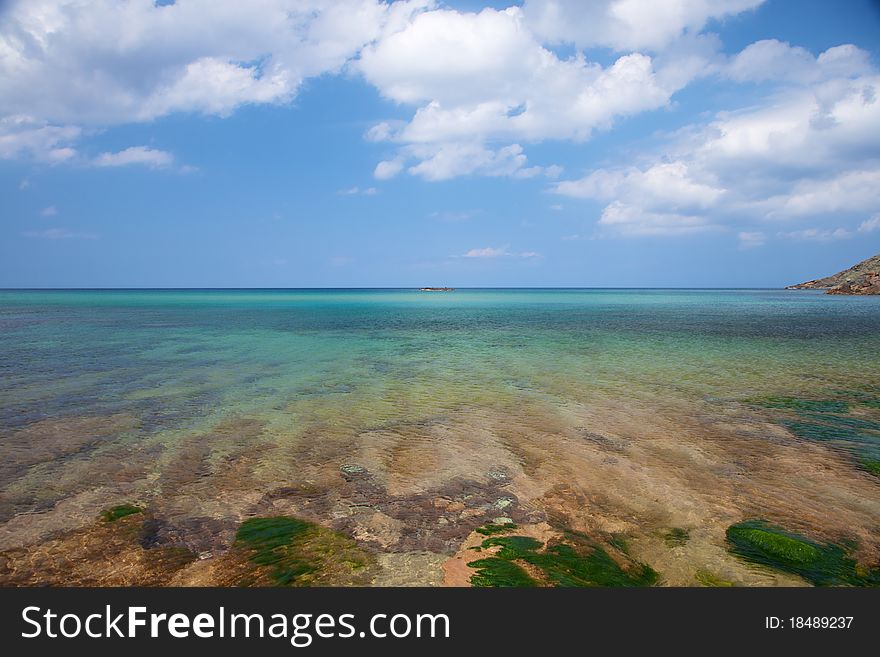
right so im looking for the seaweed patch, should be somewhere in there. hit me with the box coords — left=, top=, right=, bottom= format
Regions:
left=467, top=525, right=658, bottom=587
left=726, top=520, right=879, bottom=587
left=233, top=516, right=374, bottom=587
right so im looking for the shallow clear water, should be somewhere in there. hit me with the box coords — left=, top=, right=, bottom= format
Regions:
left=3, top=288, right=879, bottom=430
left=1, top=289, right=879, bottom=584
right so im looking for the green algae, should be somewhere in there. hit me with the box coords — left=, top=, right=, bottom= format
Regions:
left=726, top=520, right=880, bottom=587
left=467, top=557, right=538, bottom=587
left=468, top=530, right=658, bottom=588
left=834, top=388, right=880, bottom=410
left=526, top=542, right=658, bottom=587
left=799, top=413, right=880, bottom=433
left=663, top=528, right=690, bottom=547
left=475, top=522, right=518, bottom=536
left=608, top=534, right=630, bottom=554
left=782, top=421, right=879, bottom=453
left=481, top=535, right=544, bottom=559
left=859, top=458, right=880, bottom=476
left=101, top=504, right=143, bottom=522
left=234, top=516, right=372, bottom=586
left=782, top=414, right=880, bottom=477
left=750, top=390, right=880, bottom=478
left=695, top=569, right=734, bottom=587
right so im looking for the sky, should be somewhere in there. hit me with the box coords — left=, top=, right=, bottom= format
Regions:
left=1, top=0, right=879, bottom=288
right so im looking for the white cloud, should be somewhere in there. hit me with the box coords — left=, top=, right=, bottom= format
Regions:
left=554, top=60, right=880, bottom=236
left=0, top=0, right=426, bottom=125
left=522, top=0, right=764, bottom=52
left=554, top=161, right=725, bottom=235
left=778, top=228, right=853, bottom=242
left=358, top=6, right=696, bottom=180
left=356, top=4, right=877, bottom=191
left=0, top=0, right=431, bottom=163
left=859, top=215, right=880, bottom=233
left=761, top=169, right=880, bottom=219
left=374, top=158, right=405, bottom=180
left=462, top=246, right=509, bottom=258
left=738, top=231, right=765, bottom=248
left=365, top=122, right=398, bottom=142
left=405, top=143, right=556, bottom=181
left=337, top=186, right=378, bottom=195
left=458, top=245, right=541, bottom=258
left=0, top=115, right=80, bottom=162
left=554, top=161, right=723, bottom=210
left=22, top=228, right=97, bottom=239
left=93, top=146, right=175, bottom=169
left=40, top=205, right=57, bottom=216
left=728, top=40, right=873, bottom=84
left=598, top=201, right=715, bottom=236
left=2, top=0, right=875, bottom=242
left=452, top=244, right=541, bottom=259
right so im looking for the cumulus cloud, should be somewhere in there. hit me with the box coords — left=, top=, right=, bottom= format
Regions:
left=0, top=0, right=430, bottom=163
left=598, top=202, right=715, bottom=236
left=93, top=146, right=175, bottom=169
left=553, top=54, right=880, bottom=236
left=554, top=161, right=723, bottom=209
left=0, top=115, right=80, bottom=162
left=728, top=40, right=873, bottom=84
left=373, top=158, right=405, bottom=180
left=2, top=0, right=876, bottom=249
left=522, top=0, right=764, bottom=52
left=359, top=6, right=695, bottom=180
left=0, top=0, right=426, bottom=125
left=404, top=143, right=557, bottom=181
left=356, top=2, right=878, bottom=194
left=40, top=205, right=57, bottom=216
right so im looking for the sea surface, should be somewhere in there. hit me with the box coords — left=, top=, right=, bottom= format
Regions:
left=1, top=289, right=879, bottom=586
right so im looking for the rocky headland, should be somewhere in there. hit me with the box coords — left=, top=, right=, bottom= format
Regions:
left=787, top=253, right=880, bottom=295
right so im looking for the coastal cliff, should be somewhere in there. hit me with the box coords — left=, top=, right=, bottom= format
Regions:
left=787, top=253, right=880, bottom=295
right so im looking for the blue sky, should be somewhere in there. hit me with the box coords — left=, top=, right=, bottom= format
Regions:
left=1, top=0, right=879, bottom=287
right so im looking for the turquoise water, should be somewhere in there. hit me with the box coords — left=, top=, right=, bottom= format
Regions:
left=1, top=288, right=879, bottom=583
left=3, top=288, right=879, bottom=430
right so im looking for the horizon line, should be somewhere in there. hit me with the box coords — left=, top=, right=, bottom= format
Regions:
left=0, top=286, right=802, bottom=291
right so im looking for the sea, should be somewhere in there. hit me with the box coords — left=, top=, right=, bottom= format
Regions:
left=1, top=288, right=878, bottom=585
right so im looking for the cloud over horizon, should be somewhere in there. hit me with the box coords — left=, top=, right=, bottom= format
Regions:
left=1, top=0, right=878, bottom=262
